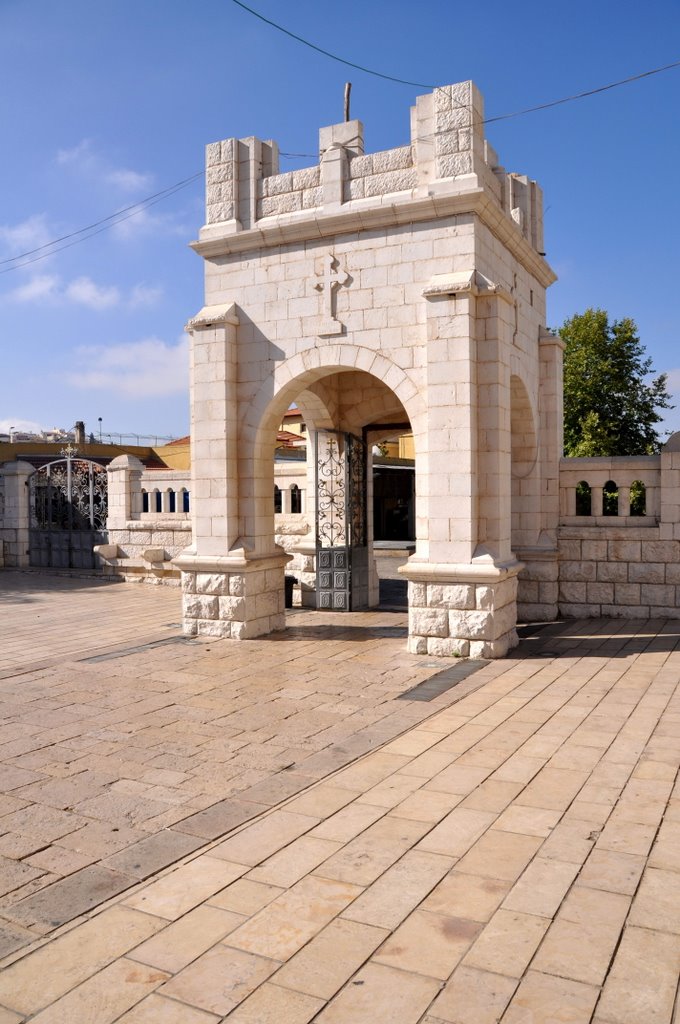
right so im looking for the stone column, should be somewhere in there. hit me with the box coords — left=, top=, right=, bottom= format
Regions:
left=175, top=303, right=289, bottom=639
left=618, top=485, right=631, bottom=517
left=365, top=444, right=380, bottom=608
left=401, top=275, right=521, bottom=659
left=516, top=331, right=563, bottom=622
left=476, top=292, right=514, bottom=564
left=591, top=486, right=604, bottom=517
left=106, top=455, right=144, bottom=527
left=0, top=460, right=33, bottom=567
left=659, top=434, right=680, bottom=540
left=291, top=449, right=319, bottom=609
left=100, top=454, right=145, bottom=561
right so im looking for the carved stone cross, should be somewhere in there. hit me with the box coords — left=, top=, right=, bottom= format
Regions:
left=315, top=252, right=348, bottom=335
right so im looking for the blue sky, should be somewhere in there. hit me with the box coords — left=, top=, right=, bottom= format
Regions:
left=1, top=0, right=679, bottom=441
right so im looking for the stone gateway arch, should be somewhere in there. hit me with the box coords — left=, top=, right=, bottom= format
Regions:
left=177, top=80, right=562, bottom=658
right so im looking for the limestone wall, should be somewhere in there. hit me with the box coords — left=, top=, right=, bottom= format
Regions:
left=549, top=441, right=680, bottom=619
left=99, top=459, right=314, bottom=591
left=344, top=146, right=416, bottom=202
left=0, top=473, right=5, bottom=565
left=558, top=526, right=680, bottom=618
left=0, top=461, right=31, bottom=568
left=257, top=166, right=322, bottom=218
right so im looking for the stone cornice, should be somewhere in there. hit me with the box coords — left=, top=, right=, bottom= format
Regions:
left=190, top=187, right=556, bottom=288
left=539, top=331, right=566, bottom=351
left=513, top=545, right=559, bottom=561
left=399, top=557, right=524, bottom=585
left=173, top=549, right=292, bottom=573
left=185, top=302, right=239, bottom=331
left=423, top=269, right=514, bottom=304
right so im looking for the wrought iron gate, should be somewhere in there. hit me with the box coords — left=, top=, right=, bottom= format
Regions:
left=28, top=449, right=108, bottom=569
left=315, top=430, right=368, bottom=610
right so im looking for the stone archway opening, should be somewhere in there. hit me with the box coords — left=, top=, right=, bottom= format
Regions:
left=264, top=367, right=414, bottom=619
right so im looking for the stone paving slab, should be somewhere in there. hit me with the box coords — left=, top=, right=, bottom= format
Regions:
left=0, top=571, right=490, bottom=952
left=0, top=596, right=677, bottom=1021
left=0, top=572, right=182, bottom=676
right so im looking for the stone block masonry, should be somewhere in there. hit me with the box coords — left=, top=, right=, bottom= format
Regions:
left=182, top=560, right=286, bottom=638
left=558, top=527, right=680, bottom=618
left=408, top=574, right=518, bottom=658
left=553, top=440, right=680, bottom=619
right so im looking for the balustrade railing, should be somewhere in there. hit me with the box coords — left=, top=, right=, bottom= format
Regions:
left=559, top=456, right=661, bottom=526
left=138, top=471, right=191, bottom=519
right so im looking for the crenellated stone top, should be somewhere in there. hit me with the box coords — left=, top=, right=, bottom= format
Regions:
left=199, top=80, right=546, bottom=265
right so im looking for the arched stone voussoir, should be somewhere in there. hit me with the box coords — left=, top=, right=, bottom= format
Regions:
left=242, top=346, right=425, bottom=441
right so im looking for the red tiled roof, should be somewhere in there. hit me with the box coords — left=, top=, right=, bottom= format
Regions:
left=277, top=430, right=305, bottom=447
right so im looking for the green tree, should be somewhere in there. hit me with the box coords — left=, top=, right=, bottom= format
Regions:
left=560, top=308, right=672, bottom=456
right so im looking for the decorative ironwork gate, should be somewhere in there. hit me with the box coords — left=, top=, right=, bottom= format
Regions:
left=315, top=430, right=368, bottom=610
left=28, top=449, right=108, bottom=569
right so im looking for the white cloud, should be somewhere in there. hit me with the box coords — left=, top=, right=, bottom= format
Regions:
left=2, top=274, right=161, bottom=311
left=7, top=274, right=61, bottom=302
left=56, top=140, right=91, bottom=165
left=105, top=168, right=153, bottom=192
left=56, top=139, right=153, bottom=194
left=0, top=214, right=53, bottom=255
left=64, top=336, right=189, bottom=398
left=665, top=368, right=680, bottom=392
left=129, top=283, right=163, bottom=309
left=111, top=205, right=187, bottom=241
left=0, top=418, right=46, bottom=435
left=662, top=368, right=680, bottom=436
left=56, top=139, right=92, bottom=167
left=65, top=276, right=120, bottom=310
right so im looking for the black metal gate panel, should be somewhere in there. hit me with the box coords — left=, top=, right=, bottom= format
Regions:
left=28, top=453, right=107, bottom=570
left=315, top=430, right=368, bottom=611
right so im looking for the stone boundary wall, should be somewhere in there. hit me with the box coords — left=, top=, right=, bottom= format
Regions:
left=101, top=521, right=192, bottom=586
left=558, top=526, right=680, bottom=618
left=559, top=454, right=661, bottom=522
left=100, top=460, right=313, bottom=591
left=554, top=439, right=680, bottom=618
left=94, top=462, right=192, bottom=584
left=0, top=474, right=5, bottom=565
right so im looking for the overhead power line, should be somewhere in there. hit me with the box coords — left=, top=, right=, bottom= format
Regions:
left=485, top=58, right=680, bottom=124
left=2, top=8, right=678, bottom=275
left=230, top=0, right=433, bottom=89
left=0, top=172, right=204, bottom=273
left=231, top=0, right=680, bottom=123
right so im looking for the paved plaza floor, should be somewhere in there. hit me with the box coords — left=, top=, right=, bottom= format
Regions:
left=0, top=572, right=678, bottom=1022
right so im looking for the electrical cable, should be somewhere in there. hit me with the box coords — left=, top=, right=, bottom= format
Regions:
left=484, top=58, right=680, bottom=124
left=0, top=171, right=204, bottom=269
left=2, top=10, right=678, bottom=273
left=231, top=1, right=680, bottom=127
left=230, top=0, right=434, bottom=89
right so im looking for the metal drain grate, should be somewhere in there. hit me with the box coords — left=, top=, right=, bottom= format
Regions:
left=79, top=636, right=190, bottom=663
left=397, top=659, right=487, bottom=701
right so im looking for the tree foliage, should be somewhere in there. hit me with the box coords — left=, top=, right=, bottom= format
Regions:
left=560, top=308, right=672, bottom=457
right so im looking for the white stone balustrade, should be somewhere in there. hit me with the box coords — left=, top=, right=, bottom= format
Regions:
left=559, top=455, right=661, bottom=524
